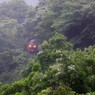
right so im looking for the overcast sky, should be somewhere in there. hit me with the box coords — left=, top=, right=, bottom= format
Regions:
left=24, top=0, right=39, bottom=6
left=0, top=0, right=39, bottom=6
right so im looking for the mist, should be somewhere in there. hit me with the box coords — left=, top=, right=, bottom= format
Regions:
left=24, top=0, right=39, bottom=6
left=0, top=0, right=39, bottom=6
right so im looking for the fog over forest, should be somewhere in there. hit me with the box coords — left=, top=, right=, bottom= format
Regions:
left=0, top=0, right=95, bottom=95
left=0, top=0, right=39, bottom=6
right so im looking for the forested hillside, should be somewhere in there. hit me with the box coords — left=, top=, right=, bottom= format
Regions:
left=0, top=0, right=95, bottom=95
left=0, top=0, right=29, bottom=84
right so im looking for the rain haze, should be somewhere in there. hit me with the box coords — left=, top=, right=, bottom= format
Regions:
left=24, top=0, right=39, bottom=6
left=0, top=0, right=95, bottom=94
left=0, top=0, right=39, bottom=6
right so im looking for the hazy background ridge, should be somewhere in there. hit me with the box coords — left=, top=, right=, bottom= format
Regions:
left=0, top=0, right=39, bottom=6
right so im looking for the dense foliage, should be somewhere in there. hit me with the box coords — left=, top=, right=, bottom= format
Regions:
left=0, top=0, right=95, bottom=94
left=23, top=0, right=95, bottom=48
left=0, top=0, right=29, bottom=83
left=0, top=33, right=95, bottom=95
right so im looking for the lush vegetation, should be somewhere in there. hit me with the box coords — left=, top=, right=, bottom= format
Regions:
left=0, top=33, right=95, bottom=95
left=0, top=0, right=29, bottom=83
left=1, top=0, right=95, bottom=50
left=0, top=0, right=95, bottom=94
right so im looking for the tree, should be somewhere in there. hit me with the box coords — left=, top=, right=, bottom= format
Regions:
left=0, top=0, right=28, bottom=23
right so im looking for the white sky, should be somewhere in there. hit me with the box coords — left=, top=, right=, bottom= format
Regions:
left=24, top=0, right=39, bottom=6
